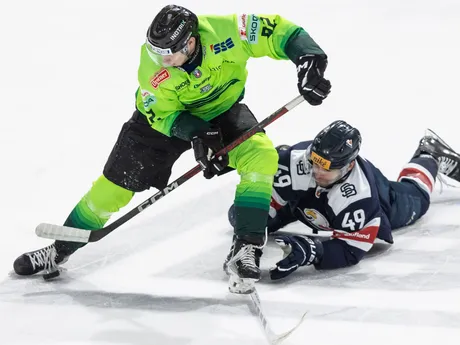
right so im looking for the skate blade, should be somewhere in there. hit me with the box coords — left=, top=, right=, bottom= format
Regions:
left=228, top=274, right=256, bottom=294
left=425, top=128, right=452, bottom=149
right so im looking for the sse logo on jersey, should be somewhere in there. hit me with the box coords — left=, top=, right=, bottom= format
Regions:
left=210, top=38, right=235, bottom=54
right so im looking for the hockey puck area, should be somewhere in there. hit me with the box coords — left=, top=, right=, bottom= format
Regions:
left=43, top=270, right=60, bottom=281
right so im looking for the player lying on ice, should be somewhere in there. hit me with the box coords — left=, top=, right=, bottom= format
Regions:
left=227, top=120, right=460, bottom=280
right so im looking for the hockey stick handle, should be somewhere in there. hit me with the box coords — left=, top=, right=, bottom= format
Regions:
left=213, top=95, right=305, bottom=157
left=36, top=95, right=304, bottom=243
left=94, top=95, right=304, bottom=240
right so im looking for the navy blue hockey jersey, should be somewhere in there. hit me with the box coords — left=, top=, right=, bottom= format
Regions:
left=270, top=141, right=394, bottom=269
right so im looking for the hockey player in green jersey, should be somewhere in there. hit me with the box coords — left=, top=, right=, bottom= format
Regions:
left=13, top=5, right=331, bottom=292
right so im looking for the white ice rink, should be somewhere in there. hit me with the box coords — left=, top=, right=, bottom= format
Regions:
left=1, top=1, right=460, bottom=344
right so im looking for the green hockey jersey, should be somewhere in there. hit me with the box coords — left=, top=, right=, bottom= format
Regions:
left=135, top=13, right=324, bottom=137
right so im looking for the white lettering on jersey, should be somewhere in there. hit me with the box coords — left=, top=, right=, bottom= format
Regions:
left=274, top=164, right=291, bottom=188
left=333, top=217, right=380, bottom=252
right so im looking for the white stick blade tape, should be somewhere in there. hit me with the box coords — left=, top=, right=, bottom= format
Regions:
left=36, top=223, right=91, bottom=243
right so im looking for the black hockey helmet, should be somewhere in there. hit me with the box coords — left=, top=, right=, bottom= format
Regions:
left=146, top=5, right=199, bottom=54
left=275, top=144, right=291, bottom=153
left=310, top=120, right=361, bottom=170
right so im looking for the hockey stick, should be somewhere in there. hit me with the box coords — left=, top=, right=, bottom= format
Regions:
left=249, top=287, right=307, bottom=345
left=36, top=95, right=305, bottom=243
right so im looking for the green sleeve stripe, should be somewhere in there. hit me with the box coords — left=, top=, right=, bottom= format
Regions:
left=284, top=28, right=326, bottom=62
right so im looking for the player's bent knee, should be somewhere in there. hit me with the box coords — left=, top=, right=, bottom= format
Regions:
left=85, top=175, right=134, bottom=214
left=230, top=133, right=278, bottom=176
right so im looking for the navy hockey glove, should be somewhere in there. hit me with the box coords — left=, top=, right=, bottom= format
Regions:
left=269, top=235, right=323, bottom=280
left=192, top=127, right=229, bottom=179
left=296, top=54, right=331, bottom=106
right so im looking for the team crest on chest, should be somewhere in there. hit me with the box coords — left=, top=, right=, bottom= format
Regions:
left=192, top=68, right=202, bottom=78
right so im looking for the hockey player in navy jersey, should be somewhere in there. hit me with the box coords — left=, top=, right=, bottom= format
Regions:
left=227, top=120, right=460, bottom=280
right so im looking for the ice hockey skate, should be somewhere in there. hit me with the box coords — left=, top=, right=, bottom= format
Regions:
left=224, top=235, right=264, bottom=294
left=13, top=243, right=69, bottom=280
left=414, top=129, right=460, bottom=182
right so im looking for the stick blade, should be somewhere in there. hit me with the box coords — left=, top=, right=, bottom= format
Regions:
left=35, top=223, right=91, bottom=243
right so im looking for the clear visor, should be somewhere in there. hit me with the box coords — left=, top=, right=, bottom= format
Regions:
left=310, top=161, right=350, bottom=187
left=145, top=38, right=189, bottom=67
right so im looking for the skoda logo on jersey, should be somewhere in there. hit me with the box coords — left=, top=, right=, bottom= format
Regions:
left=303, top=209, right=330, bottom=227
left=192, top=69, right=202, bottom=78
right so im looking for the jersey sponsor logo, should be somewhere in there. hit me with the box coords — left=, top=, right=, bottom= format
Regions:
left=193, top=76, right=211, bottom=88
left=140, top=89, right=156, bottom=109
left=335, top=230, right=371, bottom=240
left=150, top=69, right=170, bottom=89
left=340, top=183, right=357, bottom=198
left=334, top=218, right=380, bottom=251
left=248, top=15, right=260, bottom=44
left=185, top=78, right=239, bottom=108
left=311, top=151, right=331, bottom=170
left=143, top=96, right=156, bottom=108
left=210, top=37, right=235, bottom=54
left=200, top=84, right=212, bottom=93
left=141, top=89, right=153, bottom=98
left=209, top=65, right=222, bottom=72
left=175, top=79, right=190, bottom=91
left=296, top=160, right=308, bottom=175
left=238, top=14, right=248, bottom=40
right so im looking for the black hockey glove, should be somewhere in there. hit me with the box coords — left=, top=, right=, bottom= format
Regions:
left=269, top=235, right=323, bottom=280
left=191, top=127, right=229, bottom=179
left=296, top=54, right=331, bottom=106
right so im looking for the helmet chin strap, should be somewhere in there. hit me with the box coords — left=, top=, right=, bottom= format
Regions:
left=316, top=162, right=354, bottom=189
left=183, top=35, right=200, bottom=62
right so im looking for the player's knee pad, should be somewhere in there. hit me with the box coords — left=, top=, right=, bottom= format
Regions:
left=85, top=175, right=134, bottom=216
left=229, top=133, right=278, bottom=176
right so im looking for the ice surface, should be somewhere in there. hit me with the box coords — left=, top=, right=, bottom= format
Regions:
left=1, top=1, right=460, bottom=344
